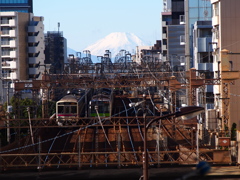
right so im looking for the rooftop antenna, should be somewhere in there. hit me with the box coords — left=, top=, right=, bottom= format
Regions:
left=58, top=22, right=60, bottom=34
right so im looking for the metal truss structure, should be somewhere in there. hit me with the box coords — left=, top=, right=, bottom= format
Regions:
left=0, top=57, right=236, bottom=170
left=0, top=116, right=216, bottom=170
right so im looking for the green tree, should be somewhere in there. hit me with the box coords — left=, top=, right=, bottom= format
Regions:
left=1, top=96, right=56, bottom=145
left=231, top=123, right=237, bottom=141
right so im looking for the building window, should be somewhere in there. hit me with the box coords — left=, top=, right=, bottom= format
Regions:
left=1, top=38, right=10, bottom=45
left=179, top=15, right=185, bottom=24
left=215, top=26, right=219, bottom=39
left=180, top=35, right=185, bottom=45
left=1, top=29, right=10, bottom=35
left=163, top=39, right=167, bottom=45
left=205, top=72, right=214, bottom=79
left=199, top=29, right=212, bottom=37
left=2, top=70, right=10, bottom=78
left=0, top=0, right=28, bottom=4
left=199, top=52, right=212, bottom=63
left=162, top=27, right=167, bottom=34
left=206, top=92, right=214, bottom=104
left=180, top=56, right=185, bottom=65
left=2, top=49, right=10, bottom=56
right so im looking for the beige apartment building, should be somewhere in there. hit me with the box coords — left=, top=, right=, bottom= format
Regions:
left=211, top=0, right=240, bottom=132
left=0, top=12, right=45, bottom=103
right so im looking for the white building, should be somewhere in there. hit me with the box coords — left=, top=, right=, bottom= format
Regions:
left=134, top=45, right=161, bottom=65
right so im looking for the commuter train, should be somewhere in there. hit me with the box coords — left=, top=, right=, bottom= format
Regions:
left=56, top=89, right=92, bottom=125
left=89, top=88, right=113, bottom=117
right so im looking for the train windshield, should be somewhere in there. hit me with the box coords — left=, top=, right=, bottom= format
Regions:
left=90, top=101, right=110, bottom=116
left=57, top=102, right=77, bottom=114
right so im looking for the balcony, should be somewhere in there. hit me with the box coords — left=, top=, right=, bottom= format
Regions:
left=28, top=25, right=42, bottom=33
left=2, top=61, right=17, bottom=69
left=9, top=19, right=16, bottom=27
left=9, top=30, right=16, bottom=37
left=28, top=46, right=43, bottom=53
left=1, top=19, right=16, bottom=26
left=198, top=63, right=213, bottom=71
left=0, top=12, right=17, bottom=16
left=197, top=37, right=212, bottom=52
left=2, top=30, right=16, bottom=37
left=29, top=57, right=40, bottom=64
left=2, top=72, right=17, bottom=80
left=1, top=19, right=9, bottom=25
left=2, top=51, right=17, bottom=58
left=29, top=67, right=40, bottom=75
left=1, top=40, right=16, bottom=47
left=28, top=36, right=37, bottom=43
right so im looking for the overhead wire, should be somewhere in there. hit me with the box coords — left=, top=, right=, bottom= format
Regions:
left=121, top=98, right=138, bottom=163
left=95, top=106, right=114, bottom=151
left=0, top=106, right=133, bottom=154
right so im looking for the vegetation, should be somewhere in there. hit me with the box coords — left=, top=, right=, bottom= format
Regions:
left=3, top=96, right=56, bottom=119
left=0, top=96, right=56, bottom=146
left=231, top=123, right=237, bottom=141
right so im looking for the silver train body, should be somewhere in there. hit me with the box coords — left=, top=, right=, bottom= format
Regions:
left=56, top=89, right=92, bottom=125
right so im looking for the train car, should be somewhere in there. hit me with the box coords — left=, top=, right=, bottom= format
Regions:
left=89, top=89, right=113, bottom=117
left=56, top=89, right=92, bottom=125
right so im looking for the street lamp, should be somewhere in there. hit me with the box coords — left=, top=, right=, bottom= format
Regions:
left=146, top=106, right=204, bottom=129
left=142, top=105, right=204, bottom=180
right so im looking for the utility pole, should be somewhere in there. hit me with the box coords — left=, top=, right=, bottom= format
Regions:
left=6, top=82, right=10, bottom=144
left=142, top=93, right=148, bottom=180
left=27, top=107, right=34, bottom=145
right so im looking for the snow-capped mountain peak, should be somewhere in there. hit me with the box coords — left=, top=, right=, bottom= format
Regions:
left=83, top=32, right=150, bottom=58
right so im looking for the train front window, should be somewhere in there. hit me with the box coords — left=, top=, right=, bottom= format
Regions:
left=58, top=106, right=64, bottom=113
left=65, top=106, right=70, bottom=113
left=71, top=106, right=77, bottom=113
left=91, top=101, right=109, bottom=113
left=103, top=104, right=109, bottom=113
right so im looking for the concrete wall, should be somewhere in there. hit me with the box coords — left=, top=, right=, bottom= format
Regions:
left=212, top=0, right=240, bottom=130
left=18, top=12, right=30, bottom=80
left=221, top=0, right=240, bottom=130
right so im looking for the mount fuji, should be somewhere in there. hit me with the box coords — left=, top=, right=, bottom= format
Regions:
left=83, top=32, right=151, bottom=61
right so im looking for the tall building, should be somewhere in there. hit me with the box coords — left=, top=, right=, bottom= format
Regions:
left=161, top=0, right=185, bottom=70
left=44, top=31, right=67, bottom=74
left=0, top=0, right=33, bottom=13
left=161, top=0, right=186, bottom=108
left=0, top=0, right=46, bottom=104
left=211, top=0, right=240, bottom=131
left=0, top=12, right=45, bottom=103
left=192, top=21, right=213, bottom=109
left=184, top=0, right=212, bottom=69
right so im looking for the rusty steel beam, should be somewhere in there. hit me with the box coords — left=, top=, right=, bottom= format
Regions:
left=0, top=115, right=201, bottom=129
left=15, top=71, right=187, bottom=91
left=3, top=61, right=229, bottom=170
left=0, top=150, right=214, bottom=170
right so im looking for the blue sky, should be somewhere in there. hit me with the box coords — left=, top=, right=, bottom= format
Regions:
left=33, top=0, right=163, bottom=52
